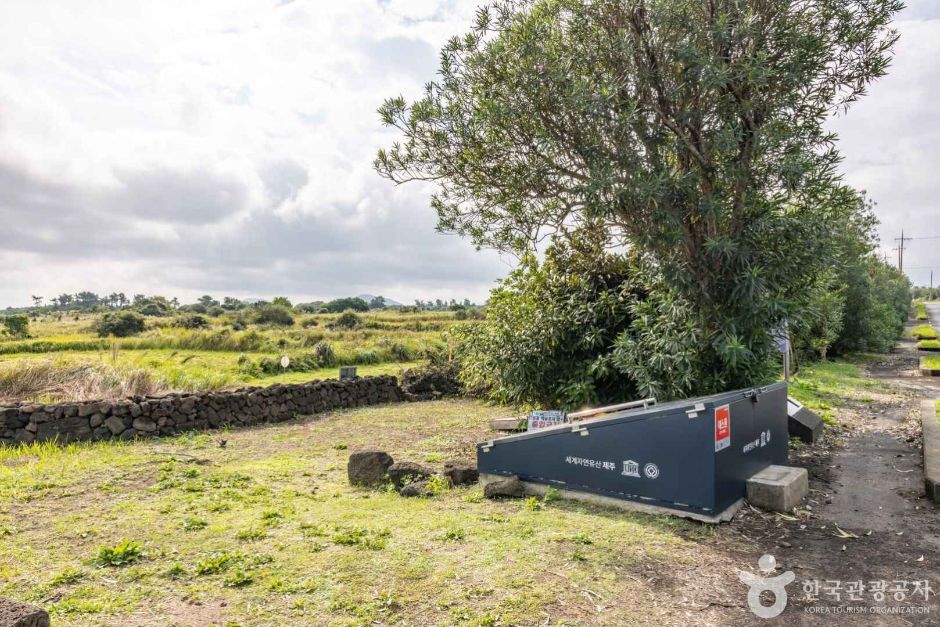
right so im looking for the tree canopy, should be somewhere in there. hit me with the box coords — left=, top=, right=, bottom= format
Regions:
left=377, top=0, right=903, bottom=390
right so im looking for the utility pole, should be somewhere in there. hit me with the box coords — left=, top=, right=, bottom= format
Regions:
left=895, top=230, right=910, bottom=272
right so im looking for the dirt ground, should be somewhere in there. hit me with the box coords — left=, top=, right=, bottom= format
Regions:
left=687, top=323, right=940, bottom=626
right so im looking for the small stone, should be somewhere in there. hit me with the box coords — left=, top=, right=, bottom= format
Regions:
left=387, top=462, right=433, bottom=490
left=484, top=476, right=525, bottom=499
left=399, top=480, right=431, bottom=497
left=347, top=451, right=394, bottom=486
left=89, top=413, right=104, bottom=428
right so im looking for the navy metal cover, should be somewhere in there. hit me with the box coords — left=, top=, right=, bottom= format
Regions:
left=477, top=383, right=788, bottom=516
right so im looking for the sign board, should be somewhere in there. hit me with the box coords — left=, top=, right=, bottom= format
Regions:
left=714, top=404, right=731, bottom=452
left=527, top=410, right=567, bottom=431
left=280, top=355, right=290, bottom=369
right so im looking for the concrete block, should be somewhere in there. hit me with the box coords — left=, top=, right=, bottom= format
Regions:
left=0, top=597, right=49, bottom=627
left=922, top=400, right=940, bottom=504
left=746, top=465, right=808, bottom=513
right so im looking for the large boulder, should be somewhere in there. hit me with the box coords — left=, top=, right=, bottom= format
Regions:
left=387, top=462, right=433, bottom=491
left=347, top=451, right=394, bottom=486
left=443, top=462, right=479, bottom=487
left=0, top=597, right=49, bottom=627
left=484, top=476, right=525, bottom=499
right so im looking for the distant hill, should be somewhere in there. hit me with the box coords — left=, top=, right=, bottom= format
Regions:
left=356, top=294, right=402, bottom=307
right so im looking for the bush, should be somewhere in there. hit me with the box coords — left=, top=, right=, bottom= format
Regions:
left=913, top=325, right=938, bottom=340
left=400, top=359, right=462, bottom=398
left=328, top=311, right=362, bottom=330
left=175, top=315, right=208, bottom=329
left=301, top=318, right=319, bottom=328
left=96, top=311, right=146, bottom=337
left=454, top=230, right=646, bottom=407
left=251, top=305, right=294, bottom=326
left=832, top=257, right=910, bottom=354
left=1, top=315, right=29, bottom=339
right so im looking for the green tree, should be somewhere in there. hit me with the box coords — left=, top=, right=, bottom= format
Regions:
left=322, top=297, right=369, bottom=313
left=95, top=311, right=146, bottom=337
left=1, top=315, right=29, bottom=339
left=377, top=0, right=902, bottom=391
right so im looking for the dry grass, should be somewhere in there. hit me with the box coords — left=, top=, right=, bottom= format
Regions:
left=0, top=359, right=166, bottom=404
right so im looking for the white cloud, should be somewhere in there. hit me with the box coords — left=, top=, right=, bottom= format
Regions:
left=0, top=0, right=505, bottom=306
left=0, top=0, right=936, bottom=308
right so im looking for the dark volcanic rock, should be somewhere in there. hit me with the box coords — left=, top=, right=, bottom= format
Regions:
left=484, top=476, right=525, bottom=499
left=387, top=462, right=434, bottom=490
left=399, top=480, right=432, bottom=497
left=0, top=597, right=50, bottom=627
left=443, top=462, right=479, bottom=486
left=347, top=451, right=394, bottom=486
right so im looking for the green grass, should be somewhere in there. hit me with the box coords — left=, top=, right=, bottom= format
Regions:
left=0, top=310, right=461, bottom=401
left=912, top=325, right=938, bottom=340
left=918, top=340, right=940, bottom=351
left=788, top=355, right=888, bottom=425
left=0, top=399, right=708, bottom=626
left=923, top=355, right=940, bottom=371
left=915, top=301, right=929, bottom=321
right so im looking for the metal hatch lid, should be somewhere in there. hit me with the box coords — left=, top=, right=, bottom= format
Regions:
left=477, top=382, right=786, bottom=448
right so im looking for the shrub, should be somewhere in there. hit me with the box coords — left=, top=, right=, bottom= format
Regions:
left=400, top=359, right=461, bottom=398
left=1, top=315, right=29, bottom=339
left=913, top=325, right=938, bottom=340
left=301, top=318, right=319, bottom=328
left=251, top=305, right=294, bottom=326
left=95, top=311, right=146, bottom=337
left=313, top=341, right=335, bottom=366
left=917, top=340, right=940, bottom=351
left=175, top=315, right=208, bottom=329
left=327, top=311, right=362, bottom=329
left=453, top=230, right=646, bottom=407
left=833, top=258, right=911, bottom=354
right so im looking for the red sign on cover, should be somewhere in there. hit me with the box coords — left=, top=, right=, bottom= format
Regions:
left=715, top=404, right=731, bottom=452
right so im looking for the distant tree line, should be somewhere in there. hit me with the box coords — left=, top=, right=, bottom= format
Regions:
left=5, top=292, right=479, bottom=317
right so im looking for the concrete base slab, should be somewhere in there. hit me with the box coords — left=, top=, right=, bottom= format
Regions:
left=922, top=400, right=940, bottom=504
left=746, top=465, right=808, bottom=512
left=489, top=417, right=526, bottom=432
left=479, top=473, right=742, bottom=524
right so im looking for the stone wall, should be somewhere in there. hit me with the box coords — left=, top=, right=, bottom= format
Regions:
left=0, top=375, right=403, bottom=445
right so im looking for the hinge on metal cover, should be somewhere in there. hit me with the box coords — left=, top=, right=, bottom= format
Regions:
left=686, top=403, right=706, bottom=419
left=481, top=441, right=494, bottom=453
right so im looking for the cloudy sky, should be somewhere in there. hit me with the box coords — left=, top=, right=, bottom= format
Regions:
left=0, top=0, right=938, bottom=308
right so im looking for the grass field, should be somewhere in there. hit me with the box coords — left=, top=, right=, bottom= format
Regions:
left=0, top=311, right=459, bottom=402
left=0, top=354, right=899, bottom=626
left=0, top=400, right=710, bottom=626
